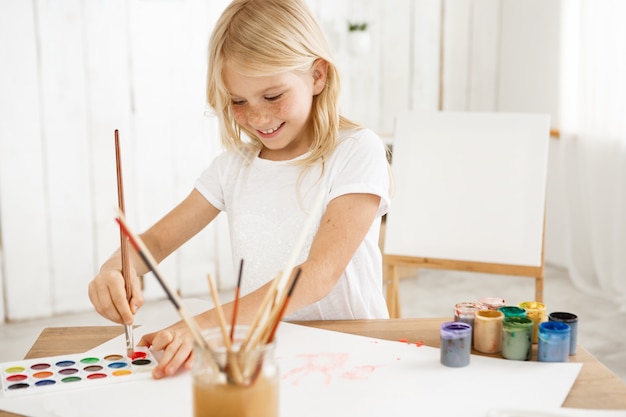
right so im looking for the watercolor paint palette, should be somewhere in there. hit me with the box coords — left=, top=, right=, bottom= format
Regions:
left=1, top=347, right=157, bottom=397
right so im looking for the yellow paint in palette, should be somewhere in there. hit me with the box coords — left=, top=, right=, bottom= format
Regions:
left=0, top=347, right=156, bottom=396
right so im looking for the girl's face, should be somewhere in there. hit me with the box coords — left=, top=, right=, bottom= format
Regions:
left=224, top=60, right=327, bottom=161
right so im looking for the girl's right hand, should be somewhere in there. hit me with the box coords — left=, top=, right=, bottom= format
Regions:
left=88, top=266, right=144, bottom=325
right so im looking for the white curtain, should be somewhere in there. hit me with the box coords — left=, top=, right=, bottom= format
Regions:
left=559, top=0, right=626, bottom=309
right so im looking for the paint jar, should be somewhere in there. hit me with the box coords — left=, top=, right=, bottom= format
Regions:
left=549, top=312, right=578, bottom=355
left=478, top=297, right=506, bottom=311
left=518, top=301, right=547, bottom=344
left=498, top=306, right=527, bottom=318
left=454, top=302, right=480, bottom=326
left=473, top=309, right=504, bottom=354
left=193, top=326, right=278, bottom=417
left=454, top=301, right=480, bottom=346
left=501, top=316, right=533, bottom=361
left=538, top=321, right=571, bottom=362
left=440, top=322, right=472, bottom=367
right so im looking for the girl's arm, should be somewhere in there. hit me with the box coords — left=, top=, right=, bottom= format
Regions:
left=278, top=192, right=382, bottom=310
left=88, top=189, right=220, bottom=325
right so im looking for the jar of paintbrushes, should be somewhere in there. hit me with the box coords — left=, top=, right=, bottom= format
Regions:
left=193, top=325, right=279, bottom=417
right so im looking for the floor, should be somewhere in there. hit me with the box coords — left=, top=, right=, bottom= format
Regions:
left=1, top=264, right=625, bottom=384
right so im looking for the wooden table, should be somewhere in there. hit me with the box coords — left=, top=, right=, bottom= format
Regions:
left=1, top=318, right=625, bottom=416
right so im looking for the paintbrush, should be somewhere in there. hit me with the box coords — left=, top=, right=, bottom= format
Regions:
left=230, top=259, right=244, bottom=342
left=115, top=212, right=212, bottom=354
left=265, top=267, right=301, bottom=343
left=206, top=273, right=245, bottom=385
left=114, top=129, right=134, bottom=358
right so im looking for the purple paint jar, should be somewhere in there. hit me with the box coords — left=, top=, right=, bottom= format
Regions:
left=440, top=322, right=472, bottom=367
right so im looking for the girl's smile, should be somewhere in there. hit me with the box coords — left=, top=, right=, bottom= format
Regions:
left=257, top=122, right=285, bottom=138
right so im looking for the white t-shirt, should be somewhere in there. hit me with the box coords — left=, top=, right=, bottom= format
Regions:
left=194, top=128, right=391, bottom=320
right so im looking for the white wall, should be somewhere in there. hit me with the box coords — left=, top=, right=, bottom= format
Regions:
left=0, top=0, right=562, bottom=322
left=0, top=0, right=230, bottom=321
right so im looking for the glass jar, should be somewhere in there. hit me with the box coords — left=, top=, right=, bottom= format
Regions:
left=473, top=309, right=504, bottom=354
left=192, top=326, right=279, bottom=417
left=440, top=321, right=472, bottom=367
left=537, top=321, right=571, bottom=362
left=518, top=301, right=547, bottom=344
left=502, top=316, right=533, bottom=361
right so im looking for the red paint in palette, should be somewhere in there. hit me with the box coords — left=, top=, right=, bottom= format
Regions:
left=130, top=351, right=147, bottom=360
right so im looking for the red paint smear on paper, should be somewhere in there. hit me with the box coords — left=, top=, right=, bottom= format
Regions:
left=398, top=338, right=424, bottom=347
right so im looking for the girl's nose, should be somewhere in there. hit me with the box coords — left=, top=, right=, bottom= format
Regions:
left=247, top=106, right=270, bottom=126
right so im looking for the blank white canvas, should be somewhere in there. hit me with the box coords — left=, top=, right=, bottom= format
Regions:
left=384, top=111, right=550, bottom=266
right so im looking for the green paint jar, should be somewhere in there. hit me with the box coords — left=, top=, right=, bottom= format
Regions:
left=502, top=316, right=533, bottom=361
left=498, top=306, right=527, bottom=318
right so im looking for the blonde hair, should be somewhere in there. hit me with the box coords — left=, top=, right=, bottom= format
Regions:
left=206, top=0, right=360, bottom=166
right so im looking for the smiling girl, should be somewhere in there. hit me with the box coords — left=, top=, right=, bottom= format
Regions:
left=88, top=0, right=391, bottom=379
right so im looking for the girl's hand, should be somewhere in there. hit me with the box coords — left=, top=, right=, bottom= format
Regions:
left=139, top=322, right=196, bottom=379
left=88, top=266, right=143, bottom=325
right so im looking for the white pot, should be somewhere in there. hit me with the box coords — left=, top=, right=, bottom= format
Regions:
left=347, top=31, right=371, bottom=56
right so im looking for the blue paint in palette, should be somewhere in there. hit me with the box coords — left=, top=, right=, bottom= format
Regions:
left=0, top=346, right=156, bottom=397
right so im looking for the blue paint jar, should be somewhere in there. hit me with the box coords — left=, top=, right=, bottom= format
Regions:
left=502, top=316, right=533, bottom=361
left=549, top=312, right=578, bottom=355
left=538, top=321, right=571, bottom=362
left=440, top=322, right=472, bottom=367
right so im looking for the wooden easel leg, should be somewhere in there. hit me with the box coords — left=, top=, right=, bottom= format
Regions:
left=535, top=276, right=544, bottom=303
left=394, top=265, right=401, bottom=318
left=385, top=264, right=401, bottom=318
left=385, top=264, right=395, bottom=318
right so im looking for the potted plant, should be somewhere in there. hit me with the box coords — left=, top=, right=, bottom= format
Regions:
left=347, top=21, right=370, bottom=56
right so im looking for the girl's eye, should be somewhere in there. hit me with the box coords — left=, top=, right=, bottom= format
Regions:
left=265, top=94, right=282, bottom=102
left=231, top=99, right=246, bottom=106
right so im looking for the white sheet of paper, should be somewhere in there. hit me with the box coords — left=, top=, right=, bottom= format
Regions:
left=0, top=299, right=586, bottom=417
left=487, top=410, right=626, bottom=417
